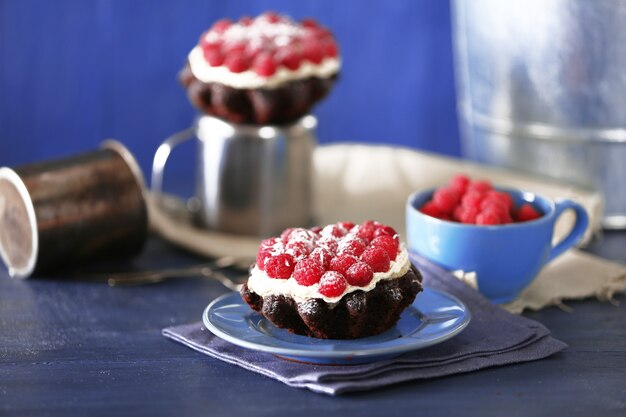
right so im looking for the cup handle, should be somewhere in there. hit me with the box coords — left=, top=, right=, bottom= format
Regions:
left=545, top=199, right=589, bottom=263
left=151, top=127, right=195, bottom=195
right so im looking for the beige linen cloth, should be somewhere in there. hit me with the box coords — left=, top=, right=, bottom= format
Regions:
left=148, top=144, right=626, bottom=313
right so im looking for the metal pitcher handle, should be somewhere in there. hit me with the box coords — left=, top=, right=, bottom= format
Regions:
left=151, top=127, right=195, bottom=195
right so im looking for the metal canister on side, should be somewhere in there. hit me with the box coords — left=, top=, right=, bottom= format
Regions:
left=0, top=141, right=148, bottom=278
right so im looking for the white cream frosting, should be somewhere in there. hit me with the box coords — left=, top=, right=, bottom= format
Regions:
left=247, top=247, right=411, bottom=304
left=187, top=46, right=341, bottom=89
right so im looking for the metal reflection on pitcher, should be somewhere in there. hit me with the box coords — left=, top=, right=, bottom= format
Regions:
left=152, top=115, right=317, bottom=237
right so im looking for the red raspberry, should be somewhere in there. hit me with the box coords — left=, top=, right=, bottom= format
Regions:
left=310, top=226, right=322, bottom=234
left=256, top=249, right=273, bottom=270
left=329, top=254, right=358, bottom=275
left=345, top=262, right=374, bottom=287
left=321, top=224, right=346, bottom=238
left=420, top=201, right=443, bottom=219
left=373, top=225, right=398, bottom=240
left=468, top=180, right=492, bottom=194
left=280, top=227, right=296, bottom=243
left=483, top=195, right=513, bottom=224
left=500, top=211, right=513, bottom=223
left=278, top=47, right=302, bottom=70
left=301, top=18, right=319, bottom=29
left=303, top=40, right=324, bottom=64
left=303, top=26, right=332, bottom=42
left=487, top=190, right=514, bottom=210
left=461, top=191, right=484, bottom=211
left=239, top=16, right=253, bottom=26
left=337, top=236, right=367, bottom=257
left=293, top=258, right=325, bottom=286
left=203, top=47, right=225, bottom=67
left=245, top=38, right=272, bottom=58
left=360, top=246, right=391, bottom=273
left=253, top=52, right=277, bottom=77
left=224, top=41, right=246, bottom=55
left=281, top=227, right=315, bottom=244
left=225, top=52, right=251, bottom=73
left=476, top=211, right=502, bottom=225
left=452, top=205, right=464, bottom=222
left=338, top=221, right=355, bottom=231
left=261, top=11, right=281, bottom=23
left=260, top=237, right=281, bottom=250
left=480, top=199, right=509, bottom=217
left=323, top=40, right=339, bottom=58
left=433, top=187, right=460, bottom=214
left=285, top=240, right=311, bottom=260
left=318, top=271, right=347, bottom=297
left=322, top=39, right=339, bottom=58
left=309, top=247, right=332, bottom=269
left=481, top=199, right=512, bottom=223
left=517, top=203, right=542, bottom=222
left=264, top=254, right=295, bottom=279
left=370, top=235, right=399, bottom=261
left=199, top=34, right=220, bottom=50
left=289, top=228, right=318, bottom=244
left=459, top=206, right=479, bottom=224
left=450, top=174, right=470, bottom=194
left=212, top=18, right=232, bottom=34
left=317, top=236, right=338, bottom=255
left=356, top=220, right=377, bottom=242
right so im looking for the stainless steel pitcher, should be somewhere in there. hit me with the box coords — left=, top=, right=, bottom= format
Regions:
left=152, top=115, right=316, bottom=237
left=453, top=0, right=626, bottom=229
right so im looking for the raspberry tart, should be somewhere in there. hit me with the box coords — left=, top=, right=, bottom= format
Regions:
left=240, top=221, right=423, bottom=339
left=180, top=12, right=340, bottom=125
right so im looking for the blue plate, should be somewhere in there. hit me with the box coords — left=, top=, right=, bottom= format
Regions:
left=203, top=287, right=470, bottom=365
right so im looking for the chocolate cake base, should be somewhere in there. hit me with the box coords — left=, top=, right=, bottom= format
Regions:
left=180, top=64, right=338, bottom=125
left=240, top=265, right=423, bottom=339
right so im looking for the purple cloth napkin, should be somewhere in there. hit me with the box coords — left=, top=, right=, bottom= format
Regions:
left=162, top=256, right=566, bottom=395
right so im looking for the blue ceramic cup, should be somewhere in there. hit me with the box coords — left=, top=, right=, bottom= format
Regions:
left=406, top=188, right=589, bottom=303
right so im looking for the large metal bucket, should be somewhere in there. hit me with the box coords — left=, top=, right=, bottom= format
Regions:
left=453, top=0, right=626, bottom=229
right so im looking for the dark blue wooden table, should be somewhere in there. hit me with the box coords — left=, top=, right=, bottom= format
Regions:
left=1, top=231, right=624, bottom=416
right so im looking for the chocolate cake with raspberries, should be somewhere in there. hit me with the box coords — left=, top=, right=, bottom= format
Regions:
left=240, top=221, right=423, bottom=339
left=180, top=12, right=340, bottom=125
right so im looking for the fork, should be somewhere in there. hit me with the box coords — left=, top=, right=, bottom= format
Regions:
left=105, top=256, right=248, bottom=291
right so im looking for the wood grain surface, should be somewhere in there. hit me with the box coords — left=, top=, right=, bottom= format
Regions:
left=0, top=233, right=624, bottom=416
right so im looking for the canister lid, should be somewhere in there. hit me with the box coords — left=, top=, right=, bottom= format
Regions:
left=0, top=167, right=38, bottom=278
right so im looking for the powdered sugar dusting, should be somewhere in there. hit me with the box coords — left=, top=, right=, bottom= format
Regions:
left=249, top=221, right=408, bottom=301
left=297, top=299, right=321, bottom=316
left=248, top=246, right=411, bottom=303
left=189, top=13, right=340, bottom=88
left=218, top=17, right=305, bottom=45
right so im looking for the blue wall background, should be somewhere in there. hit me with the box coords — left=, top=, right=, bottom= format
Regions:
left=0, top=0, right=460, bottom=180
